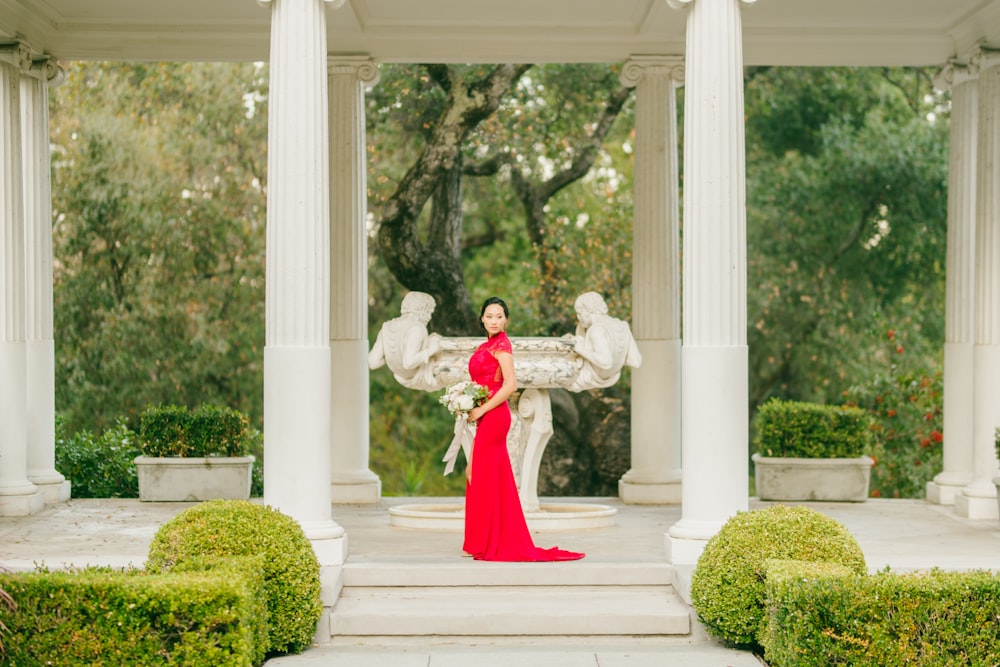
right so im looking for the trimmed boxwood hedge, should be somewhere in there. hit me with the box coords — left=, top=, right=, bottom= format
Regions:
left=762, top=560, right=1000, bottom=667
left=690, top=505, right=867, bottom=649
left=0, top=560, right=267, bottom=666
left=146, top=500, right=321, bottom=656
left=754, top=398, right=872, bottom=458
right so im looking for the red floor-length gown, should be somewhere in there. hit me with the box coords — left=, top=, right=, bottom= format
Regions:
left=462, top=331, right=584, bottom=561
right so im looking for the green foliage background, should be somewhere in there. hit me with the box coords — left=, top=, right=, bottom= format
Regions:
left=49, top=62, right=949, bottom=498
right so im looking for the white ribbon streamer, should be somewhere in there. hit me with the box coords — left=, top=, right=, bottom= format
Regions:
left=442, top=414, right=476, bottom=475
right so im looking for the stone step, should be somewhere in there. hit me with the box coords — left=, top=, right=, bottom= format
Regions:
left=341, top=560, right=676, bottom=588
left=330, top=584, right=691, bottom=636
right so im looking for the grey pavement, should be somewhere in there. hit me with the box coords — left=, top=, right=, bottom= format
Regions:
left=2, top=497, right=998, bottom=666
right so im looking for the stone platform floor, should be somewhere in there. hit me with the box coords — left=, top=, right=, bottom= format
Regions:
left=2, top=496, right=998, bottom=667
left=2, top=496, right=997, bottom=573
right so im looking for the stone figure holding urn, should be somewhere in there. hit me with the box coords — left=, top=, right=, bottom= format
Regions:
left=564, top=291, right=642, bottom=392
left=368, top=290, right=638, bottom=531
left=368, top=291, right=443, bottom=391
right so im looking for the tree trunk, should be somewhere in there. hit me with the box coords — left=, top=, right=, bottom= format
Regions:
left=375, top=64, right=532, bottom=335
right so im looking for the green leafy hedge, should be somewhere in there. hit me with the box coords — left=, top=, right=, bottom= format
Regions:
left=55, top=418, right=140, bottom=498
left=762, top=561, right=1000, bottom=667
left=138, top=404, right=251, bottom=457
left=690, top=505, right=867, bottom=649
left=146, top=500, right=321, bottom=656
left=754, top=398, right=872, bottom=458
left=0, top=560, right=267, bottom=667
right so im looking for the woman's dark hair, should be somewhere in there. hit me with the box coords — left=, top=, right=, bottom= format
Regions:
left=479, top=296, right=509, bottom=330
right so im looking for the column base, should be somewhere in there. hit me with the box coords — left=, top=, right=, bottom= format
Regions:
left=331, top=475, right=381, bottom=504
left=664, top=532, right=710, bottom=604
left=619, top=477, right=682, bottom=504
left=954, top=487, right=999, bottom=520
left=0, top=488, right=45, bottom=516
left=665, top=533, right=710, bottom=566
left=303, top=521, right=348, bottom=567
left=31, top=478, right=71, bottom=505
left=925, top=476, right=969, bottom=506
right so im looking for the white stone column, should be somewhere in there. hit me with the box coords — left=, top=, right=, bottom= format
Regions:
left=328, top=57, right=381, bottom=504
left=666, top=0, right=750, bottom=578
left=618, top=56, right=684, bottom=504
left=0, top=44, right=43, bottom=516
left=22, top=58, right=71, bottom=505
left=927, top=62, right=978, bottom=505
left=262, top=0, right=346, bottom=565
left=956, top=49, right=1000, bottom=520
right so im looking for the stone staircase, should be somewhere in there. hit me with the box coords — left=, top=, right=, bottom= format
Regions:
left=327, top=559, right=692, bottom=637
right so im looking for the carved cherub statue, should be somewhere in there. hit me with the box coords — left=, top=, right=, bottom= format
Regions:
left=368, top=291, right=443, bottom=391
left=565, top=291, right=642, bottom=392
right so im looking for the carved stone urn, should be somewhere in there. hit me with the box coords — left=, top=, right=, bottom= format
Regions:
left=370, top=292, right=642, bottom=530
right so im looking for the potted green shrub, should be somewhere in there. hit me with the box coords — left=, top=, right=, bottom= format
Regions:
left=134, top=404, right=255, bottom=502
left=752, top=398, right=874, bottom=502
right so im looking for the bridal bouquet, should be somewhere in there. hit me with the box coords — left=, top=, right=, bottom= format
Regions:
left=439, top=380, right=489, bottom=417
left=439, top=380, right=488, bottom=475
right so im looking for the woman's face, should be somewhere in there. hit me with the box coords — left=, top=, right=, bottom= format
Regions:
left=481, top=303, right=507, bottom=336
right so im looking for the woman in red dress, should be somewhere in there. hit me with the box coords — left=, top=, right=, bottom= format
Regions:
left=463, top=296, right=584, bottom=562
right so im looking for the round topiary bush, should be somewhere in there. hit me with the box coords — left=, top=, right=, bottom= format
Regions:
left=690, top=505, right=867, bottom=648
left=146, top=500, right=321, bottom=656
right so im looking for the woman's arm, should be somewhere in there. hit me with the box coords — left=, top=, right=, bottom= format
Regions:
left=468, top=351, right=517, bottom=422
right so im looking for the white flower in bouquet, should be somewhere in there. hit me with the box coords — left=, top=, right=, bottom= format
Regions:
left=455, top=394, right=475, bottom=412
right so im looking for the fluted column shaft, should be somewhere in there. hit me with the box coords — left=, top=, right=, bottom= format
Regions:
left=929, top=63, right=978, bottom=504
left=667, top=0, right=750, bottom=570
left=618, top=57, right=683, bottom=504
left=328, top=57, right=381, bottom=503
left=263, top=0, right=345, bottom=561
left=958, top=50, right=1000, bottom=519
left=22, top=59, right=70, bottom=503
left=0, top=46, right=43, bottom=516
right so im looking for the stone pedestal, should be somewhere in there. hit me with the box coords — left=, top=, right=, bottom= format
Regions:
left=386, top=335, right=621, bottom=530
left=954, top=489, right=999, bottom=520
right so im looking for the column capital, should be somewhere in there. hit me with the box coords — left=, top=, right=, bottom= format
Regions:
left=620, top=56, right=685, bottom=87
left=25, top=57, right=65, bottom=86
left=0, top=42, right=32, bottom=72
left=974, top=45, right=1000, bottom=73
left=935, top=59, right=979, bottom=90
left=258, top=0, right=345, bottom=7
left=327, top=56, right=380, bottom=86
left=666, top=0, right=758, bottom=10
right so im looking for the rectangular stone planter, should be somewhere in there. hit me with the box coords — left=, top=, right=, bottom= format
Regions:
left=134, top=455, right=254, bottom=502
left=752, top=453, right=874, bottom=502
